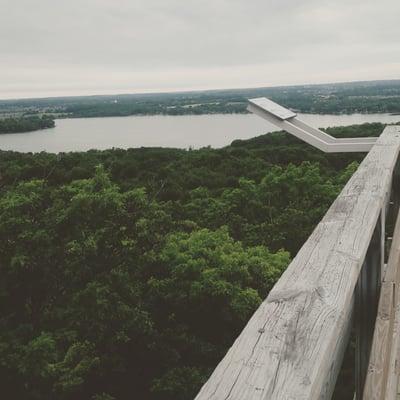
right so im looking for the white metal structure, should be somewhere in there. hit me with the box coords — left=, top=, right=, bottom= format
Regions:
left=248, top=97, right=377, bottom=153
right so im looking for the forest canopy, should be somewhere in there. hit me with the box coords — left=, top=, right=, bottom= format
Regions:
left=0, top=122, right=391, bottom=400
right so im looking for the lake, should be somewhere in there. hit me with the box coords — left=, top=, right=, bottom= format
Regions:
left=0, top=113, right=399, bottom=153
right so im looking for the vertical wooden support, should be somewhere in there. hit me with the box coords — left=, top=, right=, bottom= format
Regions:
left=392, top=157, right=400, bottom=226
left=357, top=149, right=400, bottom=399
left=362, top=155, right=400, bottom=400
left=355, top=213, right=383, bottom=399
left=382, top=205, right=387, bottom=276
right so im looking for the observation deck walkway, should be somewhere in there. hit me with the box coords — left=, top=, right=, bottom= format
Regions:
left=195, top=125, right=400, bottom=400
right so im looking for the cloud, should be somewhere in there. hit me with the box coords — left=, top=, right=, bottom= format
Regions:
left=1, top=0, right=399, bottom=98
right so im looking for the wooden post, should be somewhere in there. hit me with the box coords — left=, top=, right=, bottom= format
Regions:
left=355, top=213, right=383, bottom=398
left=362, top=199, right=400, bottom=399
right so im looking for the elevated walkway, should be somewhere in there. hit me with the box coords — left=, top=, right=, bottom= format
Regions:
left=195, top=125, right=400, bottom=399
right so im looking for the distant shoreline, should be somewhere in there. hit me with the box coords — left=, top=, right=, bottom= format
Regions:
left=0, top=115, right=55, bottom=134
left=56, top=110, right=400, bottom=120
left=0, top=125, right=55, bottom=135
left=2, top=80, right=400, bottom=120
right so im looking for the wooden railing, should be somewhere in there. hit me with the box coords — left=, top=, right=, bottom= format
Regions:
left=195, top=125, right=400, bottom=400
left=363, top=210, right=400, bottom=399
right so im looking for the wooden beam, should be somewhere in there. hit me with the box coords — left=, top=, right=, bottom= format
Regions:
left=195, top=126, right=400, bottom=400
left=384, top=209, right=400, bottom=399
left=363, top=209, right=400, bottom=400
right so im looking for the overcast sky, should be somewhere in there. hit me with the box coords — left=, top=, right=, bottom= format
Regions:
left=1, top=0, right=399, bottom=99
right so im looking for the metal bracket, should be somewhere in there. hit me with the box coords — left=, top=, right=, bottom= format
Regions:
left=248, top=97, right=377, bottom=153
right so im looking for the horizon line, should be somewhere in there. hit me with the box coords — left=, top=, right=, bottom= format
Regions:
left=1, top=78, right=400, bottom=102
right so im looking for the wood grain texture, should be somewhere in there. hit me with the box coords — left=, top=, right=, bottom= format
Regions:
left=195, top=126, right=400, bottom=400
left=383, top=210, right=400, bottom=400
left=363, top=175, right=400, bottom=400
left=385, top=301, right=400, bottom=400
left=363, top=281, right=394, bottom=399
left=363, top=209, right=400, bottom=400
left=363, top=208, right=400, bottom=400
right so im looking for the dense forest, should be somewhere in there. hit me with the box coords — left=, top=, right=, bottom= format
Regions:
left=0, top=115, right=55, bottom=134
left=0, top=122, right=393, bottom=400
left=1, top=80, right=400, bottom=119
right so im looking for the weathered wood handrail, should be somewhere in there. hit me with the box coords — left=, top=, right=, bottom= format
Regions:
left=195, top=125, right=400, bottom=400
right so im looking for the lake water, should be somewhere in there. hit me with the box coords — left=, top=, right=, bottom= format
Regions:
left=0, top=113, right=399, bottom=153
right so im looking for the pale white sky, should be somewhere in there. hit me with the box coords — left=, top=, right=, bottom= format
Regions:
left=1, top=0, right=399, bottom=99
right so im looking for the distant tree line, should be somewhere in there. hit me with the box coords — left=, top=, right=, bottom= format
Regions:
left=0, top=115, right=55, bottom=134
left=1, top=80, right=400, bottom=119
